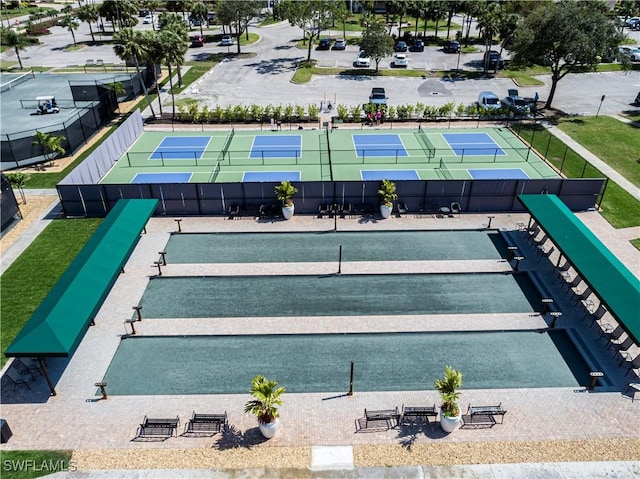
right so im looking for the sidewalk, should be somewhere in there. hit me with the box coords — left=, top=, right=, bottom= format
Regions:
left=543, top=121, right=640, bottom=202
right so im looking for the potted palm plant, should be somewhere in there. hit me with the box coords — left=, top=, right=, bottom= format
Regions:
left=244, top=375, right=285, bottom=438
left=434, top=365, right=463, bottom=433
left=274, top=180, right=298, bottom=220
left=378, top=179, right=397, bottom=219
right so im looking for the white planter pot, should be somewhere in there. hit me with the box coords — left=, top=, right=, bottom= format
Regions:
left=259, top=419, right=279, bottom=439
left=282, top=204, right=294, bottom=220
left=439, top=410, right=462, bottom=433
left=380, top=204, right=392, bottom=219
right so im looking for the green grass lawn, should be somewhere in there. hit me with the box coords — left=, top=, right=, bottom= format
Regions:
left=631, top=238, right=640, bottom=251
left=0, top=451, right=73, bottom=479
left=555, top=116, right=640, bottom=188
left=516, top=122, right=640, bottom=230
left=0, top=218, right=102, bottom=369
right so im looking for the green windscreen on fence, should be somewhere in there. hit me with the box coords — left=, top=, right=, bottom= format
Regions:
left=4, top=199, right=158, bottom=358
left=518, top=194, right=640, bottom=343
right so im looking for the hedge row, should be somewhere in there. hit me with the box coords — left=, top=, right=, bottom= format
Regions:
left=176, top=101, right=527, bottom=123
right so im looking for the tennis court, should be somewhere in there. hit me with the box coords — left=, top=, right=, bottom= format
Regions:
left=101, top=330, right=592, bottom=395
left=99, top=127, right=559, bottom=184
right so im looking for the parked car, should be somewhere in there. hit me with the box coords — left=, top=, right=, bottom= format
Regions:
left=220, top=35, right=233, bottom=46
left=332, top=38, right=347, bottom=50
left=143, top=15, right=153, bottom=24
left=394, top=41, right=408, bottom=52
left=409, top=39, right=424, bottom=52
left=618, top=46, right=640, bottom=61
left=369, top=87, right=387, bottom=106
left=139, top=9, right=149, bottom=17
left=318, top=38, right=331, bottom=50
left=355, top=50, right=371, bottom=67
left=501, top=96, right=531, bottom=116
left=191, top=35, right=205, bottom=47
left=392, top=53, right=408, bottom=68
left=483, top=50, right=505, bottom=69
left=207, top=13, right=216, bottom=25
left=443, top=40, right=460, bottom=53
left=477, top=91, right=501, bottom=110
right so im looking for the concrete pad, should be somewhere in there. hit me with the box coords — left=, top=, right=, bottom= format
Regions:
left=311, top=445, right=354, bottom=470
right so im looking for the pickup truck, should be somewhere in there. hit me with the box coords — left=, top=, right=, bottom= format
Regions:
left=369, top=88, right=387, bottom=105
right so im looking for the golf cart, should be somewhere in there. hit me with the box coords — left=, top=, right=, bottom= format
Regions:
left=36, top=96, right=60, bottom=115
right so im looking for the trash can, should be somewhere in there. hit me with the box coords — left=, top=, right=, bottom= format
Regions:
left=1, top=419, right=12, bottom=443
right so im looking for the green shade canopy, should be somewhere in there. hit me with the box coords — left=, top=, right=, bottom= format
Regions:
left=518, top=194, right=640, bottom=344
left=5, top=199, right=158, bottom=358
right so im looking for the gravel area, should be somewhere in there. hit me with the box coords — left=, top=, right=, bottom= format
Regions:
left=0, top=195, right=58, bottom=255
left=70, top=439, right=640, bottom=471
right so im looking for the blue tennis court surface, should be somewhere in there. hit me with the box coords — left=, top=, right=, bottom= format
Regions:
left=353, top=134, right=408, bottom=158
left=469, top=168, right=529, bottom=180
left=361, top=170, right=420, bottom=181
left=150, top=136, right=210, bottom=160
left=250, top=135, right=302, bottom=159
left=242, top=171, right=301, bottom=182
left=131, top=172, right=193, bottom=183
left=443, top=132, right=506, bottom=156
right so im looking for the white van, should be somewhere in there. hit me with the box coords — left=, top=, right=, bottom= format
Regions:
left=477, top=91, right=501, bottom=110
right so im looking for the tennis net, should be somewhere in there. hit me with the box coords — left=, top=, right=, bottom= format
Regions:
left=415, top=127, right=436, bottom=158
left=219, top=128, right=235, bottom=161
left=439, top=158, right=454, bottom=180
left=208, top=161, right=221, bottom=183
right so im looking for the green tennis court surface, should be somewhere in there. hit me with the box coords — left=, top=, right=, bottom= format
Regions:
left=101, top=330, right=590, bottom=395
left=165, top=230, right=508, bottom=263
left=100, top=127, right=559, bottom=184
left=137, top=273, right=539, bottom=318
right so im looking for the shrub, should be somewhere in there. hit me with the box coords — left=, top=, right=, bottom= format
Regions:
left=336, top=104, right=349, bottom=120
left=307, top=103, right=319, bottom=120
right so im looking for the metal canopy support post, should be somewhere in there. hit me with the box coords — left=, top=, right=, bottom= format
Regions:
left=38, top=357, right=56, bottom=396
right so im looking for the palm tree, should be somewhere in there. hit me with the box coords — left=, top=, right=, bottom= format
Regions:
left=113, top=28, right=156, bottom=118
left=191, top=1, right=207, bottom=36
left=32, top=131, right=66, bottom=166
left=140, top=0, right=159, bottom=31
left=476, top=2, right=502, bottom=73
left=0, top=27, right=29, bottom=70
left=243, top=375, right=285, bottom=425
left=158, top=28, right=186, bottom=118
left=159, top=14, right=188, bottom=86
left=77, top=4, right=100, bottom=42
left=60, top=15, right=80, bottom=47
left=144, top=31, right=165, bottom=116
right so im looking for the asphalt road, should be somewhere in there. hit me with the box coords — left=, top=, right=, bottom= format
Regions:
left=3, top=12, right=640, bottom=116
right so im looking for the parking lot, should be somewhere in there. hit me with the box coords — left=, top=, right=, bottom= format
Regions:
left=4, top=12, right=640, bottom=117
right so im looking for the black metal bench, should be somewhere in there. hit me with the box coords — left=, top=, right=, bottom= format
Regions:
left=143, top=416, right=179, bottom=434
left=364, top=407, right=400, bottom=429
left=400, top=404, right=437, bottom=425
left=466, top=403, right=506, bottom=426
left=135, top=416, right=180, bottom=440
left=184, top=411, right=227, bottom=435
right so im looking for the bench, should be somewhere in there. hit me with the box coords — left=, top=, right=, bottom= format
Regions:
left=466, top=403, right=506, bottom=426
left=184, top=411, right=227, bottom=435
left=364, top=407, right=400, bottom=429
left=136, top=424, right=176, bottom=440
left=400, top=404, right=437, bottom=425
left=139, top=416, right=180, bottom=437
